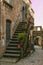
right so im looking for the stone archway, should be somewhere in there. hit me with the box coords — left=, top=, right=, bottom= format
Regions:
left=34, top=36, right=42, bottom=46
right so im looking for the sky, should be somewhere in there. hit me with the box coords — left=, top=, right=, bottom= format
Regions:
left=31, top=0, right=43, bottom=28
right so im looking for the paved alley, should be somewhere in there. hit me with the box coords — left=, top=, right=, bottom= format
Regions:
left=0, top=46, right=43, bottom=65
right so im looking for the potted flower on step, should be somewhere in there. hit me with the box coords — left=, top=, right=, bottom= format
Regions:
left=17, top=32, right=27, bottom=58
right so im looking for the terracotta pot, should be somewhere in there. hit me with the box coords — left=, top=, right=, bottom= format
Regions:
left=18, top=44, right=21, bottom=48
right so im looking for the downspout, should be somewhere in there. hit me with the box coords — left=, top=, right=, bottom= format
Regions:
left=0, top=1, right=1, bottom=42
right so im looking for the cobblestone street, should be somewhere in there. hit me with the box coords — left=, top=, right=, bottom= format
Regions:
left=0, top=46, right=43, bottom=65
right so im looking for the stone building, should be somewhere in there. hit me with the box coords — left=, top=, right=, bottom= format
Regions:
left=0, top=0, right=23, bottom=42
left=33, top=26, right=42, bottom=46
left=0, top=0, right=34, bottom=58
left=0, top=0, right=23, bottom=56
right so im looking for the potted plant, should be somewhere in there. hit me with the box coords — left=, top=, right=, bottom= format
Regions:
left=17, top=32, right=26, bottom=47
left=17, top=32, right=27, bottom=58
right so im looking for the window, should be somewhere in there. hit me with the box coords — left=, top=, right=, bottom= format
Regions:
left=4, top=0, right=13, bottom=6
left=37, top=27, right=40, bottom=31
left=22, top=6, right=25, bottom=11
left=22, top=6, right=25, bottom=21
left=22, top=5, right=27, bottom=21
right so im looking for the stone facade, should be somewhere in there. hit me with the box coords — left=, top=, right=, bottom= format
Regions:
left=0, top=0, right=23, bottom=56
left=0, top=0, right=34, bottom=41
left=0, top=0, right=34, bottom=56
left=33, top=26, right=42, bottom=46
left=1, top=0, right=22, bottom=40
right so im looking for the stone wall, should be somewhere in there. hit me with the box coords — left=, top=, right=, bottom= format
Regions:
left=0, top=0, right=22, bottom=57
left=1, top=0, right=22, bottom=41
left=0, top=0, right=34, bottom=57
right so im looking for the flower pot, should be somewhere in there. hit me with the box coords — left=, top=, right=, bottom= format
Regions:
left=18, top=43, right=21, bottom=48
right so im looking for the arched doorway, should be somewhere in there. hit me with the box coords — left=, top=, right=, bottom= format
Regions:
left=34, top=37, right=39, bottom=45
left=34, top=36, right=42, bottom=46
left=6, top=20, right=11, bottom=42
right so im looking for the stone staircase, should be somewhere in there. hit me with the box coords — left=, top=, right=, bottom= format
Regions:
left=3, top=22, right=27, bottom=58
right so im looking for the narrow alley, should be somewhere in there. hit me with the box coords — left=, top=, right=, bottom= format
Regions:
left=0, top=45, right=43, bottom=65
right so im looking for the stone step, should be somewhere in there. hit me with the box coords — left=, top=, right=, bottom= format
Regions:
left=3, top=22, right=27, bottom=59
left=16, top=30, right=22, bottom=32
left=13, top=33, right=18, bottom=35
left=18, top=26, right=24, bottom=28
left=13, top=34, right=18, bottom=36
left=15, top=31, right=22, bottom=33
left=5, top=50, right=20, bottom=53
left=9, top=43, right=18, bottom=45
left=12, top=36, right=18, bottom=38
left=3, top=53, right=20, bottom=58
left=6, top=47, right=20, bottom=50
left=8, top=43, right=18, bottom=47
left=10, top=40, right=19, bottom=43
left=16, top=29, right=23, bottom=31
left=10, top=38, right=18, bottom=41
left=19, top=22, right=27, bottom=25
left=0, top=57, right=17, bottom=63
left=17, top=26, right=26, bottom=29
left=12, top=34, right=18, bottom=36
left=12, top=36, right=17, bottom=38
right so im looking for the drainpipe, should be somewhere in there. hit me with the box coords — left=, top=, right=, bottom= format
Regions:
left=0, top=1, right=1, bottom=41
left=0, top=0, right=3, bottom=57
